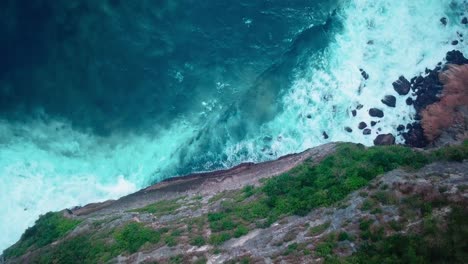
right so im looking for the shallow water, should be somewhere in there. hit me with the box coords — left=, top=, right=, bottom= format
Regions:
left=0, top=0, right=466, bottom=251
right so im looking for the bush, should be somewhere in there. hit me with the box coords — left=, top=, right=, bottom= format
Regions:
left=114, top=222, right=162, bottom=253
left=234, top=225, right=249, bottom=238
left=209, top=232, right=231, bottom=245
left=190, top=236, right=206, bottom=247
left=3, top=212, right=81, bottom=258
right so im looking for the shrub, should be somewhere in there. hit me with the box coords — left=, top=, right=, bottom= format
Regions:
left=234, top=225, right=249, bottom=238
left=209, top=232, right=231, bottom=245
left=114, top=222, right=161, bottom=253
left=3, top=212, right=81, bottom=258
left=190, top=236, right=206, bottom=247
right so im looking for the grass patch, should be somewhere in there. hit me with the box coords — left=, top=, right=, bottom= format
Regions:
left=130, top=198, right=182, bottom=216
left=190, top=235, right=206, bottom=247
left=309, top=221, right=331, bottom=236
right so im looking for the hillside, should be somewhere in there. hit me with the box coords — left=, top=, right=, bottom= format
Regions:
left=2, top=141, right=467, bottom=263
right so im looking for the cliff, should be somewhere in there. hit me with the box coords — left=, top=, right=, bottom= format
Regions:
left=2, top=141, right=467, bottom=264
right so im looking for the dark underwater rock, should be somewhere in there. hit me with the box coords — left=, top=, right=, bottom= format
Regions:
left=323, top=132, right=329, bottom=139
left=363, top=128, right=371, bottom=135
left=359, top=69, right=369, bottom=80
left=345, top=127, right=353, bottom=133
left=440, top=17, right=447, bottom=26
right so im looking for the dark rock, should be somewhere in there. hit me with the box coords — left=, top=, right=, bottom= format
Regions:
left=373, top=134, right=395, bottom=145
left=306, top=114, right=312, bottom=119
left=381, top=95, right=396, bottom=107
left=406, top=124, right=413, bottom=130
left=323, top=132, right=329, bottom=139
left=352, top=110, right=357, bottom=117
left=369, top=108, right=384, bottom=118
left=367, top=40, right=374, bottom=45
left=440, top=17, right=447, bottom=26
left=358, top=122, right=367, bottom=130
left=359, top=69, right=369, bottom=80
left=397, top=125, right=405, bottom=131
left=345, top=127, right=353, bottom=133
left=402, top=123, right=428, bottom=148
left=462, top=17, right=468, bottom=24
left=392, top=76, right=411, bottom=95
left=406, top=97, right=414, bottom=105
left=446, top=50, right=468, bottom=65
left=356, top=104, right=364, bottom=110
left=452, top=40, right=459, bottom=45
left=363, top=129, right=371, bottom=135
left=370, top=121, right=377, bottom=126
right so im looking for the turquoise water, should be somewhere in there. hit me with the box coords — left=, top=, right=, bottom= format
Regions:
left=0, top=0, right=466, bottom=251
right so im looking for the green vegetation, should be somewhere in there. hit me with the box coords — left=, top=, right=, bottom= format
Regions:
left=3, top=212, right=81, bottom=258
left=30, top=222, right=170, bottom=263
left=209, top=232, right=232, bottom=245
left=130, top=198, right=182, bottom=216
left=114, top=222, right=163, bottom=253
left=262, top=143, right=429, bottom=216
left=335, top=206, right=468, bottom=264
left=190, top=235, right=206, bottom=247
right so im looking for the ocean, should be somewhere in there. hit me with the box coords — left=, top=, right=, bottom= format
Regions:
left=0, top=0, right=466, bottom=251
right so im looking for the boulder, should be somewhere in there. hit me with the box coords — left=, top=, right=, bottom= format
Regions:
left=351, top=110, right=357, bottom=117
left=363, top=129, right=371, bottom=135
left=381, top=95, right=396, bottom=107
left=371, top=121, right=377, bottom=126
left=462, top=17, right=467, bottom=24
left=358, top=122, right=367, bottom=130
left=392, top=76, right=411, bottom=95
left=397, top=125, right=405, bottom=131
left=369, top=108, right=384, bottom=118
left=345, top=127, right=353, bottom=133
left=373, top=134, right=395, bottom=145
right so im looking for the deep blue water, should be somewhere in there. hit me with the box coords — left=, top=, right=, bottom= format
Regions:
left=0, top=0, right=466, bottom=251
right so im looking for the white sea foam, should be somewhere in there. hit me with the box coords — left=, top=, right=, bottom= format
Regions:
left=0, top=118, right=196, bottom=251
left=223, top=0, right=467, bottom=162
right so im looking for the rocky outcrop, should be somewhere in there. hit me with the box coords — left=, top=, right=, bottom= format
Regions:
left=373, top=134, right=395, bottom=145
left=401, top=50, right=468, bottom=148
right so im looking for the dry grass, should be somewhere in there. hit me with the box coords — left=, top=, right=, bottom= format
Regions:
left=421, top=64, right=468, bottom=141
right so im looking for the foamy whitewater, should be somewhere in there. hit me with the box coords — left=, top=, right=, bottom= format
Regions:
left=0, top=0, right=467, bottom=251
